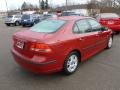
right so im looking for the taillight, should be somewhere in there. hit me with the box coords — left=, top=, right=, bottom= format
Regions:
left=30, top=43, right=52, bottom=52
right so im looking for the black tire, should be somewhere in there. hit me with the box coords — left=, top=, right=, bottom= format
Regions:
left=15, top=21, right=20, bottom=26
left=22, top=24, right=26, bottom=27
left=106, top=36, right=113, bottom=49
left=63, top=52, right=80, bottom=75
left=31, top=22, right=35, bottom=27
left=6, top=23, right=10, bottom=26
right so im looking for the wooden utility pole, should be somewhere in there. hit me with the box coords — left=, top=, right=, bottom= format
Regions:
left=113, top=0, right=116, bottom=7
left=39, top=0, right=41, bottom=13
left=66, top=0, right=68, bottom=11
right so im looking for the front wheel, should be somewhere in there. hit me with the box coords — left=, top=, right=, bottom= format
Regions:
left=22, top=24, right=26, bottom=27
left=107, top=36, right=113, bottom=49
left=15, top=21, right=20, bottom=26
left=63, top=52, right=80, bottom=75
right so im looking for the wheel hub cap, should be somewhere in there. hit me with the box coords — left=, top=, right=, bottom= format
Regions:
left=67, top=55, right=78, bottom=72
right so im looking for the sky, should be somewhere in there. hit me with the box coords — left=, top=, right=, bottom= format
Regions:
left=0, top=0, right=87, bottom=11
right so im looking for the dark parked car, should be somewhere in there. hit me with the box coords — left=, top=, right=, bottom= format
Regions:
left=41, top=14, right=53, bottom=20
left=12, top=16, right=113, bottom=75
left=21, top=14, right=40, bottom=27
left=62, top=11, right=84, bottom=16
left=61, top=11, right=75, bottom=16
left=70, top=13, right=84, bottom=16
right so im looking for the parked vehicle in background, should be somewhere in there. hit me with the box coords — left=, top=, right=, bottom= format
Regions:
left=70, top=13, right=84, bottom=16
left=95, top=13, right=120, bottom=33
left=5, top=15, right=22, bottom=26
left=61, top=11, right=75, bottom=16
left=42, top=14, right=53, bottom=20
left=62, top=11, right=84, bottom=16
left=12, top=16, right=113, bottom=75
left=21, top=14, right=40, bottom=27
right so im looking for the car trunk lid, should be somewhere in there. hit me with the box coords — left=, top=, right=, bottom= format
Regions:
left=13, top=30, right=53, bottom=58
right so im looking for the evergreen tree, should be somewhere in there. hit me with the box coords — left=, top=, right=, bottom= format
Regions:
left=41, top=0, right=45, bottom=10
left=45, top=0, right=49, bottom=9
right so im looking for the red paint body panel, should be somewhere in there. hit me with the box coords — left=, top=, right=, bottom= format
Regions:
left=99, top=18, right=120, bottom=32
left=12, top=16, right=112, bottom=74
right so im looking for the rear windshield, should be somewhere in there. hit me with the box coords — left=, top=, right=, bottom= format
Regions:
left=101, top=13, right=119, bottom=18
left=31, top=20, right=66, bottom=33
left=22, top=15, right=30, bottom=19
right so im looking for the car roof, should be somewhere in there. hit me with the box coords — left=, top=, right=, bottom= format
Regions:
left=56, top=16, right=92, bottom=21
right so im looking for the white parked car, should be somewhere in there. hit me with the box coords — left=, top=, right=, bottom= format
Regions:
left=5, top=15, right=22, bottom=26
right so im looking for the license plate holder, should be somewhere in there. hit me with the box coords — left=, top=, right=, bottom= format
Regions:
left=16, top=40, right=24, bottom=49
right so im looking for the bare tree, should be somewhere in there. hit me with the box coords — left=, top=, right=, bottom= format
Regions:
left=114, top=0, right=120, bottom=7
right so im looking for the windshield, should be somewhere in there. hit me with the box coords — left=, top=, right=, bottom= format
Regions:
left=31, top=19, right=66, bottom=33
left=7, top=16, right=13, bottom=18
left=22, top=15, right=30, bottom=19
left=101, top=13, right=119, bottom=18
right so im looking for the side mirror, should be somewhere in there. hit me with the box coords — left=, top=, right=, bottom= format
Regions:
left=101, top=26, right=108, bottom=31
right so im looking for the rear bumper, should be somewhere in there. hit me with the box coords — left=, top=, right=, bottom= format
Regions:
left=11, top=48, right=62, bottom=74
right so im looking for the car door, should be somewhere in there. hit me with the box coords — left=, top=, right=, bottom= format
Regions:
left=73, top=19, right=99, bottom=61
left=87, top=19, right=109, bottom=52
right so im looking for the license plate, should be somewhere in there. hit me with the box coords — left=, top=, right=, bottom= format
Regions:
left=16, top=40, right=24, bottom=49
left=108, top=21, right=114, bottom=24
left=24, top=20, right=27, bottom=22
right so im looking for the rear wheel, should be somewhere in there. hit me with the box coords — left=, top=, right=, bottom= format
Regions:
left=115, top=32, right=120, bottom=35
left=63, top=52, right=80, bottom=75
left=107, top=36, right=113, bottom=49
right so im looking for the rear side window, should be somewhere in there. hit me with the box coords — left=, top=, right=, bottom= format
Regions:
left=31, top=20, right=66, bottom=33
left=75, top=19, right=91, bottom=33
left=88, top=19, right=102, bottom=32
left=73, top=25, right=80, bottom=33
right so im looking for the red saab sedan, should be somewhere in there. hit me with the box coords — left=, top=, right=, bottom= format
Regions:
left=96, top=13, right=120, bottom=33
left=12, top=16, right=113, bottom=75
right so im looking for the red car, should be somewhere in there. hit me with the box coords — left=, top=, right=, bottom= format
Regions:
left=96, top=13, right=120, bottom=33
left=12, top=16, right=113, bottom=75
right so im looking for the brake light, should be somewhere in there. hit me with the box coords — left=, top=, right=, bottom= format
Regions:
left=30, top=43, right=52, bottom=52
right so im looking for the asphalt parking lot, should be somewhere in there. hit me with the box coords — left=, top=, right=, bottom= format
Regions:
left=1, top=19, right=120, bottom=90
